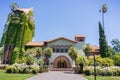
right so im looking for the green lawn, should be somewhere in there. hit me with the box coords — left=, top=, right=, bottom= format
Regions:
left=85, top=76, right=120, bottom=80
left=0, top=70, right=34, bottom=80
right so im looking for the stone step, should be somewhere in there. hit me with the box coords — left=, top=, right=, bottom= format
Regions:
left=50, top=68, right=73, bottom=71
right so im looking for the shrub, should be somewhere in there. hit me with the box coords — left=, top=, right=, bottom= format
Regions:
left=111, top=54, right=120, bottom=66
left=25, top=54, right=35, bottom=65
left=84, top=69, right=91, bottom=76
left=0, top=64, right=7, bottom=70
left=32, top=67, right=39, bottom=74
left=6, top=66, right=13, bottom=73
left=83, top=66, right=94, bottom=75
left=83, top=66, right=120, bottom=76
left=5, top=63, right=42, bottom=74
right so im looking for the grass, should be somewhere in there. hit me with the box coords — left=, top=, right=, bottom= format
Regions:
left=85, top=76, right=120, bottom=80
left=0, top=70, right=34, bottom=80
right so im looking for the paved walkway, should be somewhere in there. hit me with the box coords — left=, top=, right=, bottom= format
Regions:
left=26, top=71, right=88, bottom=80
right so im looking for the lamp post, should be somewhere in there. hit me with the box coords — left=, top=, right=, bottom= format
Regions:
left=93, top=52, right=96, bottom=80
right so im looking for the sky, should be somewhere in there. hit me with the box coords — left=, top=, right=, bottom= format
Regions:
left=0, top=0, right=120, bottom=46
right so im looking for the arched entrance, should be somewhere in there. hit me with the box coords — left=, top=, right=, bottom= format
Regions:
left=53, top=56, right=71, bottom=68
left=57, top=59, right=67, bottom=68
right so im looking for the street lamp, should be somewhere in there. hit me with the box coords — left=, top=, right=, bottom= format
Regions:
left=93, top=52, right=96, bottom=80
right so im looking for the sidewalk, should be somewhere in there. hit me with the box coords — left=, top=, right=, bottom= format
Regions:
left=26, top=71, right=88, bottom=80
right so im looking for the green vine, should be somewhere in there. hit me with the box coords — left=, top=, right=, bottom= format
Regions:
left=0, top=4, right=35, bottom=63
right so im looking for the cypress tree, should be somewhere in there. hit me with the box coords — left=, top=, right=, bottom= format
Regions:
left=99, top=22, right=111, bottom=57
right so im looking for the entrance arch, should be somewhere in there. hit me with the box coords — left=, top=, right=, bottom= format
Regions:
left=53, top=56, right=71, bottom=68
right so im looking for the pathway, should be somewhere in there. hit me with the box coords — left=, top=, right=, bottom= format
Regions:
left=26, top=71, right=88, bottom=80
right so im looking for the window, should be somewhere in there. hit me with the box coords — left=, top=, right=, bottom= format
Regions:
left=53, top=48, right=55, bottom=52
left=56, top=48, right=59, bottom=53
left=65, top=48, right=68, bottom=52
left=61, top=47, right=64, bottom=53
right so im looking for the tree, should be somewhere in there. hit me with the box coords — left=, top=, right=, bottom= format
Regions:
left=44, top=47, right=53, bottom=65
left=35, top=47, right=42, bottom=59
left=111, top=54, right=120, bottom=66
left=68, top=46, right=78, bottom=67
left=83, top=44, right=93, bottom=58
left=99, top=4, right=108, bottom=30
left=99, top=22, right=111, bottom=58
left=11, top=47, right=19, bottom=64
left=76, top=55, right=86, bottom=73
left=0, top=3, right=35, bottom=64
left=26, top=48, right=36, bottom=56
left=25, top=54, right=35, bottom=65
left=111, top=39, right=120, bottom=53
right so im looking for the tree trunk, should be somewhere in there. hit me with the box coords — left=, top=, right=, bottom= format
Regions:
left=3, top=44, right=14, bottom=64
left=72, top=60, right=76, bottom=67
left=79, top=64, right=83, bottom=74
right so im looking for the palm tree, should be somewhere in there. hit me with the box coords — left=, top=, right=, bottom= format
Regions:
left=26, top=48, right=36, bottom=56
left=83, top=44, right=93, bottom=58
left=99, top=4, right=108, bottom=30
left=35, top=47, right=42, bottom=59
left=68, top=46, right=78, bottom=67
left=44, top=47, right=53, bottom=65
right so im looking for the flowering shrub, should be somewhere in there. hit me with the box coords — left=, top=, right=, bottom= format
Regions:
left=5, top=63, right=47, bottom=74
left=0, top=64, right=8, bottom=70
left=84, top=66, right=120, bottom=76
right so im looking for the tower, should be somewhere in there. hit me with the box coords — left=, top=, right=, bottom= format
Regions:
left=75, top=34, right=85, bottom=42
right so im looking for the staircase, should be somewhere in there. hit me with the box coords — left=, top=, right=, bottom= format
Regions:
left=50, top=68, right=73, bottom=71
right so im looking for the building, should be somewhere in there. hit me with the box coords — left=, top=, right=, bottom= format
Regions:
left=26, top=34, right=85, bottom=68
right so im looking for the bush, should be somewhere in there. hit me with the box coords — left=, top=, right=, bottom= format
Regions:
left=84, top=69, right=91, bottom=76
left=39, top=67, right=46, bottom=73
left=5, top=63, right=43, bottom=74
left=83, top=66, right=120, bottom=76
left=0, top=64, right=7, bottom=70
left=6, top=66, right=13, bottom=73
left=83, top=66, right=94, bottom=75
left=112, top=54, right=120, bottom=66
left=25, top=54, right=35, bottom=65
left=87, top=57, right=114, bottom=67
left=32, top=67, right=39, bottom=74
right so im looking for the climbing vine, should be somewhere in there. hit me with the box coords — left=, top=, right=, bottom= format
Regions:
left=0, top=3, right=35, bottom=64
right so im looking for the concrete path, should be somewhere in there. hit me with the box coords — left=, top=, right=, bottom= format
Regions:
left=26, top=71, right=88, bottom=80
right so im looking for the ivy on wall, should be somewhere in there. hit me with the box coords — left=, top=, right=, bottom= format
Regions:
left=0, top=4, right=35, bottom=64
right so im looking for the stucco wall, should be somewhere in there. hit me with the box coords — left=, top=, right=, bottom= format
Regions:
left=45, top=39, right=85, bottom=66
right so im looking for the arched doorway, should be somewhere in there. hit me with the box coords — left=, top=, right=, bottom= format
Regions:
left=57, top=59, right=67, bottom=68
left=53, top=56, right=71, bottom=68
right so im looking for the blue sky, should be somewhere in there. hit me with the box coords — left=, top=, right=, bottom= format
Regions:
left=0, top=0, right=120, bottom=46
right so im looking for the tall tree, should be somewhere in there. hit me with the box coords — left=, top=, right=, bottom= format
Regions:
left=99, top=22, right=110, bottom=57
left=0, top=3, right=35, bottom=64
left=99, top=4, right=108, bottom=30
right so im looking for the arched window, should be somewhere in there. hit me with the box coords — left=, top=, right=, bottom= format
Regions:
left=60, top=46, right=64, bottom=53
left=65, top=45, right=68, bottom=53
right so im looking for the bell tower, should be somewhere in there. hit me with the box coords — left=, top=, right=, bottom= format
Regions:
left=75, top=34, right=85, bottom=42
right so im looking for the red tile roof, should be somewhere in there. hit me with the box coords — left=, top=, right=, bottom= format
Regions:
left=19, top=8, right=32, bottom=13
left=91, top=45, right=99, bottom=52
left=75, top=34, right=85, bottom=37
left=44, top=37, right=78, bottom=43
left=25, top=42, right=44, bottom=46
